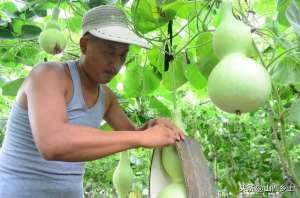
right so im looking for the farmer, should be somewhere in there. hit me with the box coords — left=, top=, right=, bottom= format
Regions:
left=0, top=5, right=185, bottom=198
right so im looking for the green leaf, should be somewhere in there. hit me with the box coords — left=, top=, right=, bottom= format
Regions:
left=147, top=47, right=164, bottom=73
left=1, top=2, right=18, bottom=14
left=100, top=122, right=113, bottom=131
left=270, top=56, right=300, bottom=85
left=277, top=0, right=292, bottom=26
left=131, top=0, right=160, bottom=33
left=287, top=98, right=300, bottom=124
left=123, top=63, right=142, bottom=98
left=0, top=26, right=14, bottom=39
left=33, top=5, right=48, bottom=17
left=196, top=32, right=218, bottom=78
left=131, top=0, right=177, bottom=33
left=149, top=96, right=171, bottom=117
left=184, top=63, right=207, bottom=90
left=286, top=0, right=300, bottom=40
left=2, top=78, right=25, bottom=97
left=67, top=15, right=82, bottom=33
left=176, top=1, right=203, bottom=19
left=253, top=0, right=277, bottom=17
left=15, top=46, right=40, bottom=66
left=20, top=25, right=42, bottom=39
left=143, top=67, right=160, bottom=94
left=287, top=133, right=300, bottom=145
left=162, top=54, right=187, bottom=91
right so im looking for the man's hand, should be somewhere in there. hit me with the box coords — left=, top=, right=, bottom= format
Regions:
left=138, top=118, right=185, bottom=148
left=140, top=118, right=185, bottom=139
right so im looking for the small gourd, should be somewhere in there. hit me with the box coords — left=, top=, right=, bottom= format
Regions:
left=212, top=0, right=252, bottom=59
left=159, top=182, right=187, bottom=198
left=39, top=7, right=66, bottom=55
left=161, top=145, right=184, bottom=182
left=112, top=151, right=133, bottom=198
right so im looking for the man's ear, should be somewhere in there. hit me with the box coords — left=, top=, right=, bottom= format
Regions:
left=80, top=37, right=88, bottom=54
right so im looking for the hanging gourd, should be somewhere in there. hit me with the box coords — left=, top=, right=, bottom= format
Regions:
left=112, top=151, right=134, bottom=198
left=39, top=7, right=66, bottom=55
left=212, top=0, right=252, bottom=59
left=161, top=145, right=184, bottom=182
left=208, top=0, right=271, bottom=114
left=159, top=182, right=187, bottom=198
left=159, top=107, right=187, bottom=197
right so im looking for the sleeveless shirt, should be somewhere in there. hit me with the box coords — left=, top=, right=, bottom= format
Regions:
left=0, top=60, right=105, bottom=198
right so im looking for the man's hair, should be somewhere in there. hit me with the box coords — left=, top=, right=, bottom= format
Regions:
left=82, top=32, right=99, bottom=41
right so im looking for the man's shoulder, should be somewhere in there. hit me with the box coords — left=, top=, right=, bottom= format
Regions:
left=24, top=61, right=70, bottom=91
left=31, top=61, right=67, bottom=74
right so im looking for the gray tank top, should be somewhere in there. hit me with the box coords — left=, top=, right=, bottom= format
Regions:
left=0, top=60, right=105, bottom=198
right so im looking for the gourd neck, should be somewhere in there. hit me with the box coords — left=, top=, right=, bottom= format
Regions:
left=220, top=1, right=234, bottom=21
left=120, top=151, right=129, bottom=165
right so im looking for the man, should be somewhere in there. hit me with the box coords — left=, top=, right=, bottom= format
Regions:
left=0, top=5, right=184, bottom=198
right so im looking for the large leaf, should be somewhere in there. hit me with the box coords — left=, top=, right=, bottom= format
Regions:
left=123, top=63, right=142, bottom=98
left=287, top=98, right=300, bottom=124
left=0, top=26, right=14, bottom=39
left=131, top=0, right=177, bottom=33
left=1, top=2, right=18, bottom=14
left=270, top=56, right=300, bottom=85
left=162, top=54, right=187, bottom=91
left=20, top=24, right=42, bottom=39
left=286, top=0, right=300, bottom=41
left=143, top=67, right=160, bottom=94
left=184, top=63, right=207, bottom=90
left=131, top=0, right=160, bottom=33
left=147, top=47, right=164, bottom=73
left=149, top=96, right=171, bottom=117
left=196, top=32, right=218, bottom=78
left=15, top=46, right=40, bottom=66
left=67, top=15, right=82, bottom=33
left=2, top=78, right=25, bottom=96
left=253, top=0, right=277, bottom=17
left=277, top=0, right=292, bottom=26
left=176, top=1, right=203, bottom=19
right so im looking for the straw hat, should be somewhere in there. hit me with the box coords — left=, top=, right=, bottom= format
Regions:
left=82, top=5, right=149, bottom=49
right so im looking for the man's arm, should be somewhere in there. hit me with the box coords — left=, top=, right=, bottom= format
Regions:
left=103, top=85, right=137, bottom=131
left=25, top=63, right=180, bottom=162
left=103, top=86, right=186, bottom=137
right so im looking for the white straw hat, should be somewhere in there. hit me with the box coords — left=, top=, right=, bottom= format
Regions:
left=82, top=5, right=149, bottom=49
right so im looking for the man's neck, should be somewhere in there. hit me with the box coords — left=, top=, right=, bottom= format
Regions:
left=77, top=59, right=99, bottom=93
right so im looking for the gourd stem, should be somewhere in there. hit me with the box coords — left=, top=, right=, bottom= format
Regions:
left=52, top=7, right=60, bottom=22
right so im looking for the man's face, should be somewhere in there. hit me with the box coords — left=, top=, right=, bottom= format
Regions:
left=81, top=35, right=129, bottom=84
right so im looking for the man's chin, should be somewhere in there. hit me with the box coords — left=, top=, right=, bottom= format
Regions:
left=98, top=75, right=114, bottom=84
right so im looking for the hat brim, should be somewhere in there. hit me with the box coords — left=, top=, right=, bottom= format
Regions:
left=88, top=26, right=149, bottom=49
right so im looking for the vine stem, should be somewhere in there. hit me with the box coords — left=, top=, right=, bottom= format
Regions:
left=253, top=39, right=300, bottom=193
left=266, top=46, right=300, bottom=69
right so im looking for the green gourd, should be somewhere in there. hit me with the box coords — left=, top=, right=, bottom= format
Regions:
left=112, top=151, right=133, bottom=198
left=159, top=182, right=187, bottom=198
left=212, top=0, right=252, bottom=59
left=161, top=145, right=184, bottom=182
left=39, top=7, right=66, bottom=55
left=208, top=53, right=271, bottom=113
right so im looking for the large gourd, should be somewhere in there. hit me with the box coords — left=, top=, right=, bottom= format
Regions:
left=112, top=151, right=133, bottom=198
left=39, top=7, right=66, bottom=54
left=160, top=107, right=186, bottom=196
left=208, top=53, right=271, bottom=113
left=208, top=0, right=271, bottom=114
left=212, top=0, right=252, bottom=59
left=161, top=145, right=184, bottom=182
left=159, top=182, right=187, bottom=198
